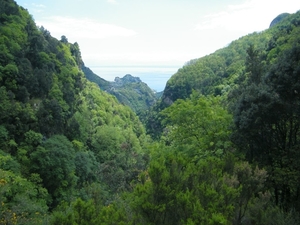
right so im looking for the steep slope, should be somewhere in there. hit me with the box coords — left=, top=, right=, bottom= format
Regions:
left=81, top=64, right=111, bottom=90
left=161, top=11, right=300, bottom=107
left=144, top=10, right=300, bottom=138
left=0, top=0, right=149, bottom=220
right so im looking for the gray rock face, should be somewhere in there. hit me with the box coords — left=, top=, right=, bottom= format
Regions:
left=269, top=13, right=290, bottom=28
left=114, top=74, right=142, bottom=86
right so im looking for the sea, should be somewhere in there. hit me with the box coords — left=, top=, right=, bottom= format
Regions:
left=89, top=66, right=181, bottom=92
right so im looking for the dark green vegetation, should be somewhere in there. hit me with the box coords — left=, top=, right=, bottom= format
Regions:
left=1, top=0, right=300, bottom=224
left=84, top=68, right=158, bottom=113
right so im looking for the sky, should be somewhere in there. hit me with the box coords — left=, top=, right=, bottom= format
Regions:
left=15, top=0, right=300, bottom=68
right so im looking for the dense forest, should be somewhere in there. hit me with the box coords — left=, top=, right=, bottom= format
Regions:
left=1, top=0, right=300, bottom=224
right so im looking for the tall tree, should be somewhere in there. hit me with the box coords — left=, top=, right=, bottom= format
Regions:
left=161, top=93, right=232, bottom=158
left=232, top=45, right=300, bottom=211
left=30, top=135, right=77, bottom=208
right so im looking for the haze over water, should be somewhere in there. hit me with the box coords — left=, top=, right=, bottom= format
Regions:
left=90, top=65, right=180, bottom=92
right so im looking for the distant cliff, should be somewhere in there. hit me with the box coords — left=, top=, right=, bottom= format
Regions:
left=114, top=74, right=142, bottom=85
left=83, top=70, right=158, bottom=113
left=108, top=74, right=158, bottom=113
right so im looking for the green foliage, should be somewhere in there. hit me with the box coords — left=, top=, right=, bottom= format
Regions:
left=161, top=93, right=232, bottom=158
left=129, top=144, right=269, bottom=225
left=90, top=125, right=148, bottom=193
left=0, top=150, right=20, bottom=174
left=230, top=161, right=268, bottom=224
left=139, top=100, right=165, bottom=140
left=50, top=197, right=133, bottom=225
left=232, top=44, right=300, bottom=211
left=97, top=200, right=132, bottom=225
left=0, top=125, right=9, bottom=149
left=91, top=125, right=125, bottom=163
left=51, top=198, right=98, bottom=225
left=0, top=169, right=49, bottom=225
left=30, top=135, right=77, bottom=207
left=74, top=151, right=98, bottom=187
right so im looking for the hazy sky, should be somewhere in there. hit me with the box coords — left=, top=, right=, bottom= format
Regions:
left=16, top=0, right=300, bottom=67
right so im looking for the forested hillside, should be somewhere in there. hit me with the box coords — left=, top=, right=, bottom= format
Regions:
left=143, top=10, right=300, bottom=138
left=1, top=0, right=300, bottom=224
left=0, top=1, right=149, bottom=223
left=162, top=12, right=300, bottom=103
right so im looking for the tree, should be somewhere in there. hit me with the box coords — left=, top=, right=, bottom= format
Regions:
left=90, top=125, right=146, bottom=193
left=265, top=45, right=300, bottom=211
left=161, top=93, right=232, bottom=158
left=231, top=161, right=267, bottom=225
left=75, top=151, right=98, bottom=187
left=232, top=45, right=300, bottom=211
left=30, top=135, right=77, bottom=208
left=0, top=169, right=49, bottom=225
left=51, top=198, right=98, bottom=225
left=37, top=99, right=66, bottom=136
left=130, top=146, right=239, bottom=225
left=245, top=44, right=265, bottom=85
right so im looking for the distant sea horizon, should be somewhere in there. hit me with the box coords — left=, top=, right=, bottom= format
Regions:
left=89, top=65, right=181, bottom=92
